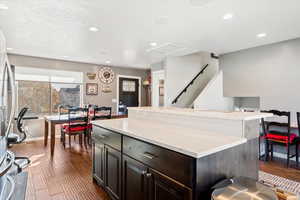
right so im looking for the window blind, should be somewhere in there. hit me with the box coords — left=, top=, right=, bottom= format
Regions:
left=15, top=66, right=83, bottom=84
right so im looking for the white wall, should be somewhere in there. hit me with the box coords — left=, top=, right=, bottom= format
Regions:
left=220, top=38, right=300, bottom=123
left=194, top=71, right=234, bottom=111
left=150, top=61, right=164, bottom=71
left=151, top=70, right=165, bottom=107
left=164, top=52, right=219, bottom=107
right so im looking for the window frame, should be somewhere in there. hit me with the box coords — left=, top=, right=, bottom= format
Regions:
left=16, top=80, right=83, bottom=116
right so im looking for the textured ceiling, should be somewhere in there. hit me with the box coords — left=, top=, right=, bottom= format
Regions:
left=0, top=0, right=300, bottom=68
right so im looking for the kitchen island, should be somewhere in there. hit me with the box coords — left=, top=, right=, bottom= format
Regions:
left=91, top=107, right=272, bottom=200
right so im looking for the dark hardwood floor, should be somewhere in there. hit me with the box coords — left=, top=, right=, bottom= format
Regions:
left=260, top=158, right=300, bottom=182
left=11, top=138, right=300, bottom=200
left=11, top=139, right=109, bottom=200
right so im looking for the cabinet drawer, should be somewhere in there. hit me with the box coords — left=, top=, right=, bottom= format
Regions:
left=92, top=125, right=121, bottom=151
left=123, top=136, right=194, bottom=187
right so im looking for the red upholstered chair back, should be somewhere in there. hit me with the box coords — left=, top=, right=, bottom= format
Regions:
left=261, top=110, right=294, bottom=143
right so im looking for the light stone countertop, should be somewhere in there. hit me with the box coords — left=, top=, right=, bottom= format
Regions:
left=92, top=118, right=247, bottom=158
left=128, top=107, right=273, bottom=121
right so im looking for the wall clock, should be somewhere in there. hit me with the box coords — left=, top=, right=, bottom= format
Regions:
left=98, top=67, right=115, bottom=84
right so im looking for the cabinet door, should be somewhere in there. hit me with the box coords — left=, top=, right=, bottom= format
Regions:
left=148, top=168, right=192, bottom=200
left=93, top=142, right=105, bottom=186
left=123, top=155, right=148, bottom=200
left=105, top=146, right=121, bottom=200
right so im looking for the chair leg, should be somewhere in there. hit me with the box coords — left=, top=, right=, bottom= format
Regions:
left=79, top=134, right=83, bottom=147
left=84, top=134, right=88, bottom=149
left=287, top=145, right=290, bottom=168
left=89, top=131, right=92, bottom=146
left=264, top=140, right=269, bottom=161
left=296, top=143, right=299, bottom=167
left=69, top=134, right=71, bottom=148
left=62, top=132, right=66, bottom=149
left=270, top=143, right=273, bottom=160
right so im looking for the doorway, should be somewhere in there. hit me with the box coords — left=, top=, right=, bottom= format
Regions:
left=117, top=75, right=141, bottom=114
left=151, top=70, right=165, bottom=107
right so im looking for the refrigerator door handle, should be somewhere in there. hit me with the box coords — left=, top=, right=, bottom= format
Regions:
left=4, top=55, right=16, bottom=137
left=0, top=151, right=15, bottom=177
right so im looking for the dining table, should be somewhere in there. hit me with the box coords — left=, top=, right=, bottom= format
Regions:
left=44, top=113, right=127, bottom=157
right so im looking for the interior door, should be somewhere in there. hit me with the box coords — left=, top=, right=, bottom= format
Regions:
left=118, top=77, right=139, bottom=114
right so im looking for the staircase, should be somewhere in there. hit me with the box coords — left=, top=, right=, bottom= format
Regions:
left=171, top=63, right=218, bottom=108
left=172, top=64, right=209, bottom=104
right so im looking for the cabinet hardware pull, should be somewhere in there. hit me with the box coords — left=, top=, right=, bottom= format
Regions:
left=142, top=152, right=156, bottom=160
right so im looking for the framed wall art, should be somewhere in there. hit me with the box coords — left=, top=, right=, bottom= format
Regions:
left=86, top=83, right=98, bottom=95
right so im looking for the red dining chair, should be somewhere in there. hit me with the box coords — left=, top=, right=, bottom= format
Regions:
left=261, top=110, right=299, bottom=167
left=61, top=107, right=91, bottom=149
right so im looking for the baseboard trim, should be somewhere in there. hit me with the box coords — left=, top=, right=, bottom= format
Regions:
left=25, top=135, right=61, bottom=142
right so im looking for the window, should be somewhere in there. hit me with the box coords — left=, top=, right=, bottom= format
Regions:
left=122, top=80, right=136, bottom=92
left=17, top=81, right=51, bottom=116
left=51, top=83, right=82, bottom=113
left=15, top=67, right=83, bottom=116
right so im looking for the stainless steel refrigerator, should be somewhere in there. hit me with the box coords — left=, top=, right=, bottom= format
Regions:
left=0, top=30, right=26, bottom=200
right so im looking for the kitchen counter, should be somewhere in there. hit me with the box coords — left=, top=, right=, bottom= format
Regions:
left=91, top=107, right=271, bottom=200
left=128, top=107, right=273, bottom=121
left=92, top=118, right=247, bottom=158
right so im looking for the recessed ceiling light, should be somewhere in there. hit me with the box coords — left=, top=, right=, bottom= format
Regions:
left=89, top=27, right=99, bottom=32
left=6, top=47, right=13, bottom=51
left=0, top=4, right=8, bottom=10
left=150, top=42, right=157, bottom=47
left=105, top=60, right=111, bottom=64
left=223, top=13, right=233, bottom=20
left=257, top=33, right=267, bottom=38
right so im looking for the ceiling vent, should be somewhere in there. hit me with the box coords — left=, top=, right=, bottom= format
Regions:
left=146, top=43, right=191, bottom=56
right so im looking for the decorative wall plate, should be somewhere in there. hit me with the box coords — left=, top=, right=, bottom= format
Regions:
left=102, top=85, right=112, bottom=93
left=98, top=67, right=115, bottom=84
left=86, top=72, right=97, bottom=80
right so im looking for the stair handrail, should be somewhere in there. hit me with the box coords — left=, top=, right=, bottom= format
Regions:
left=171, top=64, right=209, bottom=104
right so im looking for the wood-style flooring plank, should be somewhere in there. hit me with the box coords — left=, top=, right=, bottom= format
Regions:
left=11, top=139, right=109, bottom=200
left=260, top=158, right=300, bottom=182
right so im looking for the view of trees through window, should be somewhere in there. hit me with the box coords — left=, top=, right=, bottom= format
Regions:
left=51, top=83, right=81, bottom=113
left=17, top=81, right=82, bottom=116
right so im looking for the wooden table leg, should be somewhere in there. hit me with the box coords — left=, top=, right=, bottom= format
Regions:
left=44, top=120, right=49, bottom=146
left=50, top=122, right=56, bottom=157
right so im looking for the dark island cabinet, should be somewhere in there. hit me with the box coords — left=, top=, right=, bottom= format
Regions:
left=92, top=142, right=105, bottom=186
left=92, top=125, right=258, bottom=200
left=105, top=145, right=122, bottom=200
left=148, top=168, right=192, bottom=200
left=92, top=138, right=121, bottom=200
left=122, top=155, right=148, bottom=200
left=122, top=155, right=192, bottom=200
